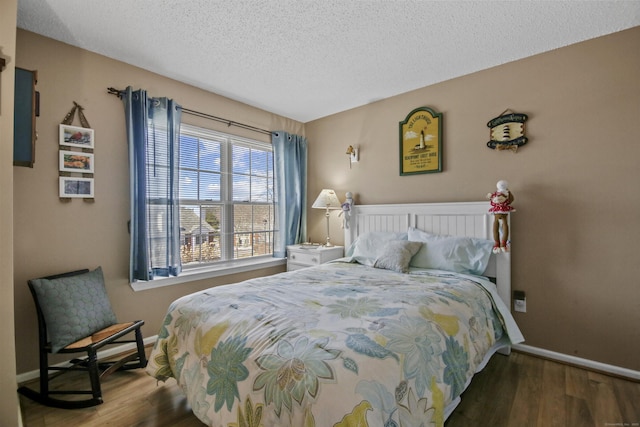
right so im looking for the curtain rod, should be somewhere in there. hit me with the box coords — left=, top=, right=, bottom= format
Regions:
left=107, top=87, right=272, bottom=136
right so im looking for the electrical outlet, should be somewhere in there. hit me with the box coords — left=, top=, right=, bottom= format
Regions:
left=514, top=298, right=526, bottom=313
left=513, top=290, right=526, bottom=313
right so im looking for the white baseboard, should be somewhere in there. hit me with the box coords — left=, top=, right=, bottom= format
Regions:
left=16, top=335, right=158, bottom=385
left=513, top=343, right=640, bottom=381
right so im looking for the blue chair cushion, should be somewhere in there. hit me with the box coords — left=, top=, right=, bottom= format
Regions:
left=30, top=267, right=117, bottom=353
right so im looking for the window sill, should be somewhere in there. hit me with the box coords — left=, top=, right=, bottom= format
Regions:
left=130, top=256, right=286, bottom=291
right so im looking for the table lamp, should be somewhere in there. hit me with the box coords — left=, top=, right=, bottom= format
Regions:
left=312, top=189, right=341, bottom=247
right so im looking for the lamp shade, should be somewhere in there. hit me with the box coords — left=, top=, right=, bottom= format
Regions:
left=312, top=189, right=341, bottom=210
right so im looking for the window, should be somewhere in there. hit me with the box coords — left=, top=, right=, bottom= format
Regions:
left=178, top=124, right=275, bottom=268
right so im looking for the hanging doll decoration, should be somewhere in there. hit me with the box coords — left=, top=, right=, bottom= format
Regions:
left=338, top=192, right=354, bottom=229
left=487, top=180, right=515, bottom=253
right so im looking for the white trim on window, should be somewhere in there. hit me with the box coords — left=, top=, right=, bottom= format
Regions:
left=177, top=124, right=275, bottom=267
left=130, top=256, right=286, bottom=291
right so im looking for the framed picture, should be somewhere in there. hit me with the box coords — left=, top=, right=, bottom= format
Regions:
left=59, top=176, right=94, bottom=198
left=59, top=150, right=94, bottom=173
left=399, top=106, right=443, bottom=175
left=486, top=110, right=529, bottom=151
left=59, top=124, right=94, bottom=149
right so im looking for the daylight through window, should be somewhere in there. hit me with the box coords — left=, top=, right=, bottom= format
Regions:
left=178, top=124, right=275, bottom=267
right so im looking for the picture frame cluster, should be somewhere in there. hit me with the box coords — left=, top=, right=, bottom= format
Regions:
left=58, top=124, right=95, bottom=199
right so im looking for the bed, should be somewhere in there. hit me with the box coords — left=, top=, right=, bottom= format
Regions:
left=147, top=201, right=524, bottom=426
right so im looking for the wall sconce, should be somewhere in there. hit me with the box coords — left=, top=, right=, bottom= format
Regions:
left=346, top=145, right=359, bottom=168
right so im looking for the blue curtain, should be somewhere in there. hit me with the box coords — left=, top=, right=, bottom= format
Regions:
left=272, top=131, right=308, bottom=258
left=123, top=87, right=182, bottom=281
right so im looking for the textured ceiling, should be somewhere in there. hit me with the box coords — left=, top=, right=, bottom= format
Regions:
left=16, top=1, right=640, bottom=123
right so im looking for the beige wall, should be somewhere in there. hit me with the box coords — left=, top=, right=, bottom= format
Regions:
left=12, top=26, right=640, bottom=378
left=1, top=0, right=20, bottom=424
left=306, top=27, right=640, bottom=371
left=13, top=30, right=300, bottom=374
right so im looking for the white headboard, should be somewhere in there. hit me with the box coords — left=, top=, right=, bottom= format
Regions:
left=344, top=201, right=512, bottom=309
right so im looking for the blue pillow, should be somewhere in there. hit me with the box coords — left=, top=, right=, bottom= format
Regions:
left=30, top=267, right=117, bottom=353
left=408, top=227, right=494, bottom=275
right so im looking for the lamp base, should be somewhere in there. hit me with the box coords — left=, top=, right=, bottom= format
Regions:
left=323, top=209, right=334, bottom=248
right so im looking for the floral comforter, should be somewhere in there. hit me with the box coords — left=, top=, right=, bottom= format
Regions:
left=147, top=262, right=523, bottom=427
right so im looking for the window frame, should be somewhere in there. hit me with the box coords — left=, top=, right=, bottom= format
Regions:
left=131, top=124, right=284, bottom=291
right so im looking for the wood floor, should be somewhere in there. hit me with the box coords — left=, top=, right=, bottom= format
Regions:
left=19, top=350, right=639, bottom=427
left=446, top=351, right=639, bottom=427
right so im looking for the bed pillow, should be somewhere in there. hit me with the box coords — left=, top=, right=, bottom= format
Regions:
left=408, top=227, right=494, bottom=275
left=373, top=240, right=423, bottom=273
left=347, top=231, right=408, bottom=265
left=29, top=267, right=117, bottom=353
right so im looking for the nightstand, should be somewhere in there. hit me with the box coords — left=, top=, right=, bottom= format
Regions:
left=286, top=245, right=344, bottom=271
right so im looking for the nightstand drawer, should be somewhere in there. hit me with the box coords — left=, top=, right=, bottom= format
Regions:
left=286, top=245, right=344, bottom=271
left=288, top=250, right=322, bottom=266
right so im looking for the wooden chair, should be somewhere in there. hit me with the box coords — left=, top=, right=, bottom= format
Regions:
left=17, top=268, right=147, bottom=409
